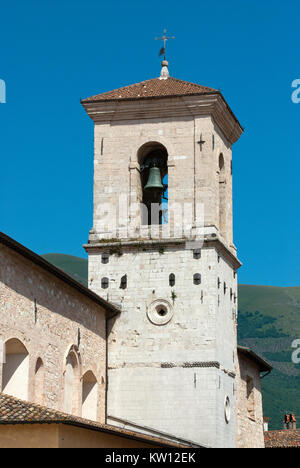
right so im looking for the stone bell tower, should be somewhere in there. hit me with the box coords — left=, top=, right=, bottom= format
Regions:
left=82, top=60, right=243, bottom=448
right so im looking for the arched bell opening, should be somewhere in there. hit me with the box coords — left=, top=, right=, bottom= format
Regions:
left=138, top=142, right=168, bottom=226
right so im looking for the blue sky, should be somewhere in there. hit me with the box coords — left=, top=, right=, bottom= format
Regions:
left=0, top=0, right=299, bottom=286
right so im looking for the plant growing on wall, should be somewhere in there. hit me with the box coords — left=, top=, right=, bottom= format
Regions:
left=109, top=245, right=123, bottom=257
left=171, top=290, right=177, bottom=302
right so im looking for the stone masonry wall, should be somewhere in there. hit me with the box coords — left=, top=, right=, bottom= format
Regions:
left=91, top=114, right=233, bottom=247
left=86, top=96, right=240, bottom=447
left=0, top=244, right=107, bottom=423
left=236, top=353, right=265, bottom=448
left=89, top=242, right=238, bottom=447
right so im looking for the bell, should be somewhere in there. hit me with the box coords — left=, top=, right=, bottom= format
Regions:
left=144, top=167, right=164, bottom=192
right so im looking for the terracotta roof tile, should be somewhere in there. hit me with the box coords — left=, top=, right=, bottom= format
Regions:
left=81, top=77, right=218, bottom=103
left=265, top=430, right=300, bottom=448
left=0, top=393, right=201, bottom=448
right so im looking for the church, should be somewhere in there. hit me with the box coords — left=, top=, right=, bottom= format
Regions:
left=0, top=57, right=271, bottom=448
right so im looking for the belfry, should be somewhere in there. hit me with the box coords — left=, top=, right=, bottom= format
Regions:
left=81, top=54, right=267, bottom=448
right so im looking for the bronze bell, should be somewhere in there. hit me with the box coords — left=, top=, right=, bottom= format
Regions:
left=144, top=166, right=164, bottom=192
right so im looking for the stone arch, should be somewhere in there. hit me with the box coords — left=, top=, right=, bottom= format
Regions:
left=131, top=136, right=175, bottom=163
left=137, top=141, right=168, bottom=165
left=34, top=357, right=45, bottom=405
left=2, top=338, right=29, bottom=401
left=82, top=370, right=98, bottom=421
left=137, top=141, right=168, bottom=226
left=63, top=345, right=81, bottom=416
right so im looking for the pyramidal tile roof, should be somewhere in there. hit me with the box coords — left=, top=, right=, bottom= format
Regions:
left=81, top=77, right=218, bottom=103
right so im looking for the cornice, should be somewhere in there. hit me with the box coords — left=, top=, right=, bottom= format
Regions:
left=83, top=235, right=242, bottom=270
left=81, top=93, right=243, bottom=145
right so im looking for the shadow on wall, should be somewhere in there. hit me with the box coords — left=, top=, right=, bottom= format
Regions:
left=1, top=339, right=99, bottom=422
left=2, top=338, right=29, bottom=401
left=82, top=370, right=98, bottom=421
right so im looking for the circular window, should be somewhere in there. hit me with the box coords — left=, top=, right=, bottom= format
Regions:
left=224, top=396, right=231, bottom=424
left=147, top=300, right=173, bottom=325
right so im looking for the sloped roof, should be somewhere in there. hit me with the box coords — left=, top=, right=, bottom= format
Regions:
left=265, top=430, right=300, bottom=448
left=81, top=77, right=218, bottom=103
left=0, top=232, right=120, bottom=318
left=0, top=393, right=202, bottom=448
left=238, top=345, right=272, bottom=373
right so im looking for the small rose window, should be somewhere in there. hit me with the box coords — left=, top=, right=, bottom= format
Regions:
left=147, top=300, right=173, bottom=325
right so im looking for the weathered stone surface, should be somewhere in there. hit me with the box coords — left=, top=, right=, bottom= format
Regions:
left=0, top=244, right=107, bottom=423
left=236, top=352, right=265, bottom=448
left=88, top=241, right=238, bottom=447
left=88, top=114, right=234, bottom=247
left=82, top=80, right=265, bottom=448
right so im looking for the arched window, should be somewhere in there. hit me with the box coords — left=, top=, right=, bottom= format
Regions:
left=218, top=154, right=226, bottom=235
left=2, top=338, right=29, bottom=401
left=138, top=142, right=168, bottom=226
left=82, top=371, right=98, bottom=421
left=34, top=358, right=45, bottom=405
left=63, top=346, right=81, bottom=416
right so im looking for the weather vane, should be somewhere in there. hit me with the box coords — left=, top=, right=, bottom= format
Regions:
left=155, top=29, right=175, bottom=60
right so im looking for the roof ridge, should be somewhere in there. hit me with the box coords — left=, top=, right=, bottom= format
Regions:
left=167, top=76, right=217, bottom=91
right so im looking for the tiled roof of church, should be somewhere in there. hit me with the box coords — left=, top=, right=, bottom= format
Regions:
left=0, top=393, right=202, bottom=448
left=81, top=77, right=218, bottom=103
left=265, top=430, right=300, bottom=448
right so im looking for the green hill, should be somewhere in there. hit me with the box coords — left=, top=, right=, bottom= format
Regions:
left=238, top=285, right=300, bottom=430
left=42, top=254, right=88, bottom=287
left=42, top=253, right=300, bottom=430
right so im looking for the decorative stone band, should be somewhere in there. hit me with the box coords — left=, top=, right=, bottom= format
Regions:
left=81, top=94, right=243, bottom=145
left=221, top=368, right=236, bottom=379
left=161, top=362, right=236, bottom=378
left=161, top=361, right=220, bottom=369
left=108, top=362, right=236, bottom=378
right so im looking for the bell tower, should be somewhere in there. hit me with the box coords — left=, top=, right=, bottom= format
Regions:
left=82, top=61, right=243, bottom=448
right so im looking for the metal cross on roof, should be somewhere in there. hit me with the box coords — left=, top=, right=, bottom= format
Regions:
left=155, top=29, right=175, bottom=60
